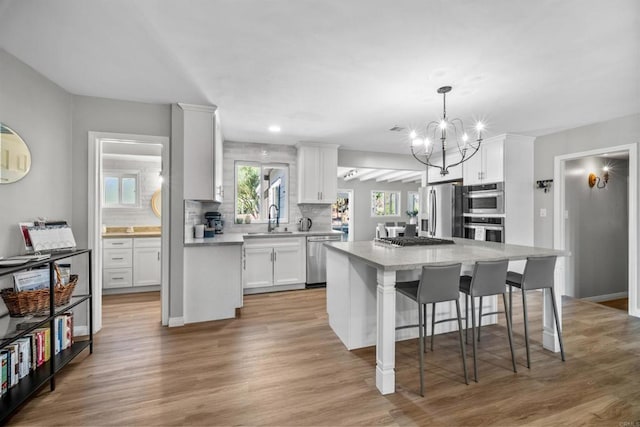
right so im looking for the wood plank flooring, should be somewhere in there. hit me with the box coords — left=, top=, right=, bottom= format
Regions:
left=7, top=289, right=640, bottom=426
left=598, top=298, right=629, bottom=312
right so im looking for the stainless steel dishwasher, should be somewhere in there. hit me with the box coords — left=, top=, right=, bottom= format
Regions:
left=306, top=235, right=342, bottom=285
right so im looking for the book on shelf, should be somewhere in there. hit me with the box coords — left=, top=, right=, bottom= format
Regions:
left=16, top=338, right=30, bottom=379
left=0, top=351, right=7, bottom=395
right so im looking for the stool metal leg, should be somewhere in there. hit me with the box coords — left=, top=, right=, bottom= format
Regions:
left=549, top=286, right=566, bottom=362
left=423, top=304, right=428, bottom=353
left=509, top=283, right=513, bottom=327
left=418, top=303, right=425, bottom=396
left=503, top=293, right=517, bottom=373
left=470, top=296, right=478, bottom=382
left=465, top=294, right=469, bottom=344
left=455, top=299, right=469, bottom=385
left=521, top=288, right=531, bottom=368
left=430, top=302, right=436, bottom=351
left=477, top=296, right=483, bottom=342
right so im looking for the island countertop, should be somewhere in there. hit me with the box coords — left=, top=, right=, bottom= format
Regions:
left=325, top=238, right=569, bottom=271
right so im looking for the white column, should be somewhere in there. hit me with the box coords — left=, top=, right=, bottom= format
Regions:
left=376, top=269, right=396, bottom=394
left=543, top=258, right=564, bottom=351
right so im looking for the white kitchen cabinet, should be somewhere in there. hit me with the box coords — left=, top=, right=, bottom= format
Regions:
left=296, top=142, right=339, bottom=204
left=103, top=237, right=161, bottom=291
left=427, top=150, right=463, bottom=183
left=133, top=237, right=161, bottom=286
left=243, top=247, right=274, bottom=288
left=173, top=103, right=223, bottom=202
left=463, top=139, right=504, bottom=185
left=243, top=237, right=306, bottom=292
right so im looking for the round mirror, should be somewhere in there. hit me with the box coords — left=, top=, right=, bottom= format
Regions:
left=151, top=189, right=161, bottom=218
left=0, top=123, right=32, bottom=184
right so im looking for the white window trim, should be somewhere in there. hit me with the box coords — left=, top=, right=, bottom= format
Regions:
left=370, top=190, right=402, bottom=217
left=234, top=161, right=289, bottom=224
left=103, top=169, right=140, bottom=208
left=407, top=191, right=419, bottom=212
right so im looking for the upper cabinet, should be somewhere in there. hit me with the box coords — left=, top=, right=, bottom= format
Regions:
left=296, top=142, right=339, bottom=204
left=172, top=103, right=223, bottom=202
left=462, top=138, right=504, bottom=186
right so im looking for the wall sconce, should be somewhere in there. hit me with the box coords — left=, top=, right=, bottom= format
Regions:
left=588, top=167, right=609, bottom=189
left=536, top=179, right=553, bottom=193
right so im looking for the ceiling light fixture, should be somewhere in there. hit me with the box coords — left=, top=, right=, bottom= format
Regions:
left=409, top=86, right=484, bottom=176
left=268, top=125, right=281, bottom=133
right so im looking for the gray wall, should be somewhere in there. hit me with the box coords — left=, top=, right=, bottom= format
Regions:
left=0, top=49, right=73, bottom=256
left=534, top=113, right=640, bottom=249
left=564, top=157, right=628, bottom=298
left=337, top=177, right=420, bottom=241
left=71, top=95, right=170, bottom=248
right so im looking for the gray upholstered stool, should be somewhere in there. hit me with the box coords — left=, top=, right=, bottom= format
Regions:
left=506, top=255, right=565, bottom=368
left=396, top=263, right=468, bottom=396
left=459, top=259, right=516, bottom=382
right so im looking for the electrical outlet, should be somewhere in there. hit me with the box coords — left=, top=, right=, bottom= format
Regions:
left=540, top=208, right=547, bottom=217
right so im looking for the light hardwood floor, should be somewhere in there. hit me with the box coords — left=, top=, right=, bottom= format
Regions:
left=8, top=289, right=640, bottom=425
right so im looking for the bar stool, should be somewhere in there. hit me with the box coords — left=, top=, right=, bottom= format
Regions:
left=459, top=259, right=516, bottom=382
left=506, top=255, right=565, bottom=368
left=396, top=263, right=468, bottom=396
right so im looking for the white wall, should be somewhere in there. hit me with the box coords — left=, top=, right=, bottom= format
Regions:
left=337, top=177, right=420, bottom=241
left=0, top=49, right=73, bottom=256
left=102, top=156, right=162, bottom=227
left=564, top=157, right=628, bottom=298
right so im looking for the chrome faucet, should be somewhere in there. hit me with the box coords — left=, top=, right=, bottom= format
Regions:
left=267, top=204, right=280, bottom=232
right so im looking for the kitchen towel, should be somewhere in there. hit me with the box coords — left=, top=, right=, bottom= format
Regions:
left=474, top=226, right=486, bottom=241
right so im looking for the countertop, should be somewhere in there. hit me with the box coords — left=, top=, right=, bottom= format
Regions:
left=325, top=238, right=570, bottom=271
left=184, top=233, right=245, bottom=246
left=184, top=230, right=343, bottom=246
left=102, top=232, right=162, bottom=238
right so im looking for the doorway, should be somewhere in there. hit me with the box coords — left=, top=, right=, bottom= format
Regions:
left=554, top=143, right=638, bottom=317
left=88, top=132, right=170, bottom=332
left=333, top=189, right=353, bottom=242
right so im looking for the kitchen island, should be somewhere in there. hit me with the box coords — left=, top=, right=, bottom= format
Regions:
left=325, top=238, right=569, bottom=395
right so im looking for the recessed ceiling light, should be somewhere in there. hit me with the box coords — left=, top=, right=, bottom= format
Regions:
left=268, top=125, right=281, bottom=133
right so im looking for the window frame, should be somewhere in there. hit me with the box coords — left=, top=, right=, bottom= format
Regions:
left=102, top=169, right=140, bottom=208
left=234, top=161, right=289, bottom=224
left=370, top=190, right=401, bottom=217
left=407, top=191, right=420, bottom=213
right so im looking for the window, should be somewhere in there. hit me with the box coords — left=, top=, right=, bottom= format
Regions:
left=371, top=190, right=401, bottom=217
left=407, top=191, right=419, bottom=213
left=235, top=162, right=288, bottom=223
left=103, top=171, right=139, bottom=207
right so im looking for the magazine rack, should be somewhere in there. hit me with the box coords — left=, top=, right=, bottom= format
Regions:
left=0, top=249, right=92, bottom=422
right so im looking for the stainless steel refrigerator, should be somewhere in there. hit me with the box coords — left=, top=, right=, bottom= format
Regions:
left=419, top=181, right=464, bottom=238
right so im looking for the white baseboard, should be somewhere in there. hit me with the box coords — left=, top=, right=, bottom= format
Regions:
left=103, top=285, right=160, bottom=295
left=168, top=316, right=184, bottom=327
left=581, top=291, right=628, bottom=303
left=74, top=326, right=89, bottom=336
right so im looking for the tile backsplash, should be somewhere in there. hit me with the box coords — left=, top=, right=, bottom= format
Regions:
left=216, top=141, right=333, bottom=233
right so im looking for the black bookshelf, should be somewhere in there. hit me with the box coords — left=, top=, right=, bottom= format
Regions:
left=0, top=249, right=92, bottom=423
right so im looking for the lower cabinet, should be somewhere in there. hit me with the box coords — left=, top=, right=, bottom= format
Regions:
left=103, top=237, right=161, bottom=291
left=243, top=237, right=306, bottom=292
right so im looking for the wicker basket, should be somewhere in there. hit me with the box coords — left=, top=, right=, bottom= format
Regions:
left=1, top=274, right=78, bottom=317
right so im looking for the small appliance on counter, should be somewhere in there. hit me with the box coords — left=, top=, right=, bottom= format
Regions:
left=204, top=212, right=224, bottom=234
left=298, top=217, right=312, bottom=231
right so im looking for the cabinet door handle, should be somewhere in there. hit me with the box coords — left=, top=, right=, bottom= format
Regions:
left=274, top=251, right=277, bottom=262
left=157, top=251, right=160, bottom=261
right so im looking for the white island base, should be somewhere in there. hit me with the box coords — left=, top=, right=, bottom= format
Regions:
left=326, top=251, right=497, bottom=350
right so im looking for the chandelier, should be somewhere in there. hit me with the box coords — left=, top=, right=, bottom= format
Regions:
left=409, top=86, right=484, bottom=176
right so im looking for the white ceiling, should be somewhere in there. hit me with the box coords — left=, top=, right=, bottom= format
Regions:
left=1, top=0, right=638, bottom=154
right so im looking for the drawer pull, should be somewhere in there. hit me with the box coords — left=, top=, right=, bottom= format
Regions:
left=112, top=243, right=124, bottom=245
left=112, top=257, right=124, bottom=260
left=112, top=277, right=124, bottom=280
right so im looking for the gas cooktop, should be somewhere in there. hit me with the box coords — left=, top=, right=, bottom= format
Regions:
left=375, top=236, right=456, bottom=247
